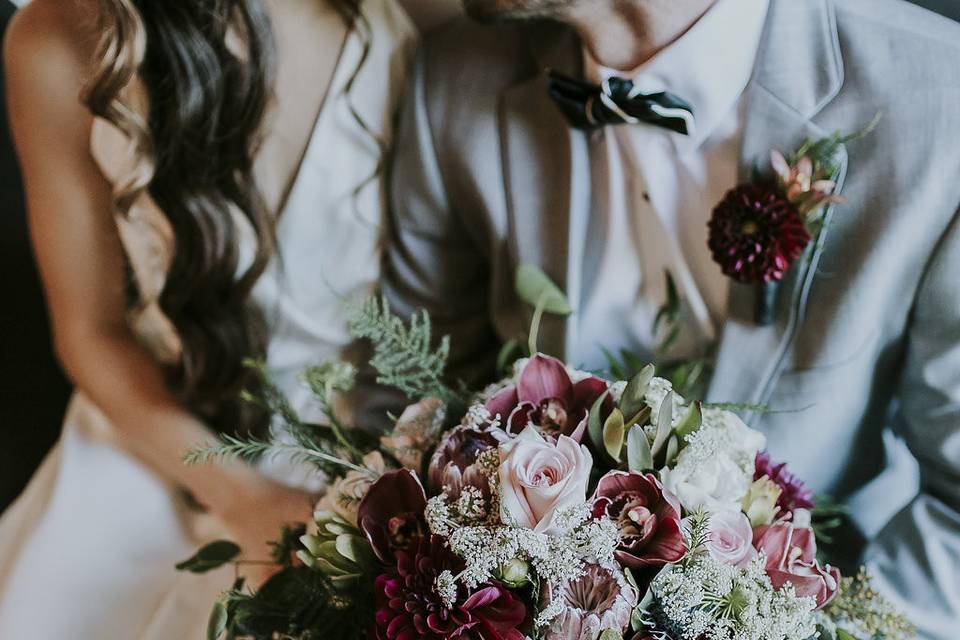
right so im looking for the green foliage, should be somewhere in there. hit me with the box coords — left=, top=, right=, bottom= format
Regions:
left=220, top=566, right=372, bottom=640
left=270, top=524, right=308, bottom=568
left=653, top=270, right=682, bottom=357
left=183, top=433, right=373, bottom=478
left=824, top=568, right=916, bottom=640
left=348, top=297, right=456, bottom=403
left=176, top=541, right=241, bottom=574
left=515, top=264, right=573, bottom=316
left=681, top=509, right=711, bottom=567
left=811, top=494, right=848, bottom=546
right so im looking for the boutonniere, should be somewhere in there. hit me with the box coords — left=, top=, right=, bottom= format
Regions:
left=707, top=117, right=879, bottom=324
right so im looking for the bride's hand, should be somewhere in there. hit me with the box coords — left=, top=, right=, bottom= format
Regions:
left=219, top=480, right=316, bottom=586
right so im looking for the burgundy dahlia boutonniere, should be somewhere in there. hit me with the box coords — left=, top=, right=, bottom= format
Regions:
left=708, top=143, right=847, bottom=285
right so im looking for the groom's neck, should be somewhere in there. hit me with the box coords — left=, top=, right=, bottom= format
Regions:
left=562, top=0, right=715, bottom=70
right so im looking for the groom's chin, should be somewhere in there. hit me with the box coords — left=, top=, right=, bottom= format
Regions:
left=461, top=0, right=573, bottom=23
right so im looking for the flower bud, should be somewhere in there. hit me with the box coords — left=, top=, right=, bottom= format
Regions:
left=497, top=559, right=530, bottom=587
left=741, top=476, right=782, bottom=527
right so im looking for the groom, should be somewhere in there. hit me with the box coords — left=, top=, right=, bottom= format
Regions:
left=384, top=0, right=960, bottom=636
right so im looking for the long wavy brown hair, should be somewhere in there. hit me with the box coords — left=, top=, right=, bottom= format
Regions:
left=83, top=0, right=360, bottom=433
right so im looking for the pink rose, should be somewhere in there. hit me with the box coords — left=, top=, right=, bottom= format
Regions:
left=498, top=426, right=592, bottom=534
left=753, top=521, right=840, bottom=609
left=705, top=510, right=757, bottom=568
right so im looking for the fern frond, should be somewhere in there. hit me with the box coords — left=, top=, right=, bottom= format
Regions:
left=348, top=297, right=456, bottom=403
left=184, top=434, right=374, bottom=477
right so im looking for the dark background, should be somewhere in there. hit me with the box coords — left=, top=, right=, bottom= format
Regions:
left=0, top=0, right=958, bottom=512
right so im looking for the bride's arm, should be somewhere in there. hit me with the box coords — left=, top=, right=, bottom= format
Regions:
left=4, top=6, right=311, bottom=561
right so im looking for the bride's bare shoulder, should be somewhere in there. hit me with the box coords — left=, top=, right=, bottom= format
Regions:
left=4, top=0, right=101, bottom=106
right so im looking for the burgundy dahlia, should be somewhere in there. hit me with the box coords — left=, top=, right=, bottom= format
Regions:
left=591, top=471, right=686, bottom=569
left=707, top=184, right=812, bottom=284
left=485, top=354, right=612, bottom=441
left=754, top=451, right=815, bottom=513
left=374, top=535, right=527, bottom=640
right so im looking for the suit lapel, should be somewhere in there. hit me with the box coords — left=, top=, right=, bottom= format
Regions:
left=500, top=24, right=589, bottom=357
left=706, top=0, right=848, bottom=417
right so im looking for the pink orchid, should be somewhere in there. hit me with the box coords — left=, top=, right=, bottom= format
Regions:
left=485, top=354, right=612, bottom=441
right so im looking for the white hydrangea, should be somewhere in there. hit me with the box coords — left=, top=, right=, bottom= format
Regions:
left=644, top=377, right=687, bottom=417
left=660, top=408, right=766, bottom=513
left=649, top=554, right=817, bottom=640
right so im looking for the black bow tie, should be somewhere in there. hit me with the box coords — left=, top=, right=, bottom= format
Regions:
left=547, top=70, right=695, bottom=135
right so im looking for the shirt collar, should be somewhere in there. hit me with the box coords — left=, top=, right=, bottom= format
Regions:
left=583, top=0, right=770, bottom=148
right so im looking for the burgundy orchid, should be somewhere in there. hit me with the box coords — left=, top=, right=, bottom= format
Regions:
left=485, top=354, right=611, bottom=441
left=373, top=535, right=527, bottom=640
left=358, top=469, right=428, bottom=564
left=591, top=471, right=686, bottom=569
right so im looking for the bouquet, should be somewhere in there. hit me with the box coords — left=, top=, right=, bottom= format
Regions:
left=181, top=290, right=913, bottom=640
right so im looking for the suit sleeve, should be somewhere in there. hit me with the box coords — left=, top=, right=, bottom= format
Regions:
left=373, top=47, right=500, bottom=413
left=865, top=207, right=960, bottom=640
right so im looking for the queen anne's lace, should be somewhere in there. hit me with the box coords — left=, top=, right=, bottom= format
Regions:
left=649, top=554, right=817, bottom=640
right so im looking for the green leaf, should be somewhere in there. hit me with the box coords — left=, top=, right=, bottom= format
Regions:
left=603, top=409, right=626, bottom=462
left=176, top=540, right=241, bottom=574
left=664, top=434, right=680, bottom=468
left=207, top=602, right=228, bottom=640
left=835, top=630, right=861, bottom=640
left=674, top=401, right=702, bottom=442
left=627, top=425, right=653, bottom=472
left=335, top=534, right=375, bottom=568
left=515, top=264, right=573, bottom=315
left=598, top=630, right=623, bottom=640
left=620, top=364, right=655, bottom=418
left=651, top=391, right=674, bottom=458
left=588, top=391, right=611, bottom=455
left=496, top=338, right=524, bottom=374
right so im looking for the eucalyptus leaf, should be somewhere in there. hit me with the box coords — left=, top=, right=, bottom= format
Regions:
left=176, top=540, right=241, bottom=574
left=650, top=391, right=674, bottom=458
left=207, top=602, right=228, bottom=640
left=620, top=364, right=655, bottom=418
left=603, top=409, right=626, bottom=462
left=664, top=434, right=680, bottom=468
left=673, top=401, right=703, bottom=442
left=598, top=630, right=623, bottom=640
left=588, top=391, right=611, bottom=455
left=515, top=264, right=573, bottom=315
left=335, top=534, right=375, bottom=568
left=627, top=425, right=653, bottom=472
left=836, top=630, right=861, bottom=640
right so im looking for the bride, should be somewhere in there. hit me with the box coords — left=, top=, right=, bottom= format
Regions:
left=0, top=0, right=414, bottom=636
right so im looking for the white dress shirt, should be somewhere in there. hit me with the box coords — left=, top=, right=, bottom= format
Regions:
left=568, top=0, right=770, bottom=367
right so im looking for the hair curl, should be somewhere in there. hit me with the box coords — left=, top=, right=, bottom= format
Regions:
left=84, top=0, right=278, bottom=434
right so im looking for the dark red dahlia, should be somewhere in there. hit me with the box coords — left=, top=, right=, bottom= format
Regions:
left=708, top=184, right=812, bottom=284
left=755, top=451, right=815, bottom=513
left=373, top=536, right=527, bottom=640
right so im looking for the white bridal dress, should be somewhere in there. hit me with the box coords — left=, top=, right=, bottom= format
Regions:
left=0, top=0, right=414, bottom=636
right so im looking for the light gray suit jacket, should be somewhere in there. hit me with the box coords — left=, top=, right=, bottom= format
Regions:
left=384, top=0, right=960, bottom=635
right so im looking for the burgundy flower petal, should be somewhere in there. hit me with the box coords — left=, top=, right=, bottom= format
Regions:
left=708, top=184, right=812, bottom=285
left=517, top=354, right=574, bottom=404
left=486, top=386, right=519, bottom=422
left=358, top=469, right=427, bottom=564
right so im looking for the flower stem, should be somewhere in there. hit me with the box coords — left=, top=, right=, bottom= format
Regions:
left=528, top=292, right=549, bottom=355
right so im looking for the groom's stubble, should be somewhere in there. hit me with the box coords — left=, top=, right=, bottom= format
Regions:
left=461, top=0, right=579, bottom=23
